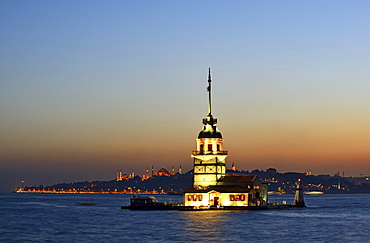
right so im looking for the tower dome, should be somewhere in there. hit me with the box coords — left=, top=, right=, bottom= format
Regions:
left=198, top=115, right=222, bottom=138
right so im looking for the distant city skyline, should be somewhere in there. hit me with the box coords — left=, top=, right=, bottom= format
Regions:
left=2, top=1, right=370, bottom=192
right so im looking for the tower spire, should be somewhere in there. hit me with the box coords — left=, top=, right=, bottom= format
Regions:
left=207, top=68, right=212, bottom=115
left=200, top=68, right=219, bottom=133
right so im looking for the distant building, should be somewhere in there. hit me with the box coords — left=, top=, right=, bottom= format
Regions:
left=116, top=170, right=130, bottom=181
left=116, top=165, right=183, bottom=181
left=231, top=163, right=236, bottom=171
left=184, top=69, right=268, bottom=209
left=145, top=167, right=149, bottom=179
left=155, top=168, right=171, bottom=177
left=116, top=170, right=122, bottom=181
left=179, top=165, right=182, bottom=174
left=171, top=166, right=175, bottom=175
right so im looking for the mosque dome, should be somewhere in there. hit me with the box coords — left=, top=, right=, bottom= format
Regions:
left=155, top=168, right=171, bottom=176
left=157, top=168, right=169, bottom=174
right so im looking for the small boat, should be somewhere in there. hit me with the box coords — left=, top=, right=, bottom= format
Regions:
left=77, top=202, right=96, bottom=206
left=121, top=196, right=182, bottom=210
left=268, top=191, right=286, bottom=195
left=303, top=191, right=324, bottom=195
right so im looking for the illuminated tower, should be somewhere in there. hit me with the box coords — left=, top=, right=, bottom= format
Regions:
left=171, top=166, right=175, bottom=175
left=293, top=179, right=306, bottom=207
left=145, top=167, right=149, bottom=179
left=231, top=162, right=236, bottom=171
left=191, top=69, right=228, bottom=188
left=116, top=170, right=123, bottom=181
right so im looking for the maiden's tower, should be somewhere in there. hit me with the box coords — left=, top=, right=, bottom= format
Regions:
left=184, top=69, right=268, bottom=209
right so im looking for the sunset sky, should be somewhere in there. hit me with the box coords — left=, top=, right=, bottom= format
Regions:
left=1, top=1, right=370, bottom=192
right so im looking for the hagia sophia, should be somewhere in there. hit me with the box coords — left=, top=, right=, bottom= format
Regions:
left=116, top=166, right=182, bottom=181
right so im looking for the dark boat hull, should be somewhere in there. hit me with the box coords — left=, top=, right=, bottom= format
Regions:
left=121, top=205, right=177, bottom=210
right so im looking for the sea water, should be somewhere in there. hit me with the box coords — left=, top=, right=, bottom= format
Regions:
left=1, top=193, right=370, bottom=242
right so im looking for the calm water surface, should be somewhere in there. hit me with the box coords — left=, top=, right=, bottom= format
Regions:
left=1, top=193, right=370, bottom=242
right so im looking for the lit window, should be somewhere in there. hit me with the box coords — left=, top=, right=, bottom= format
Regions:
left=229, top=194, right=246, bottom=201
left=188, top=195, right=197, bottom=201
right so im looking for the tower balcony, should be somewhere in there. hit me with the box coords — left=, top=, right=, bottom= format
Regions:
left=192, top=151, right=228, bottom=156
left=203, top=117, right=217, bottom=125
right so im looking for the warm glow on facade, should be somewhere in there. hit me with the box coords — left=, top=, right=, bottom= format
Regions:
left=185, top=191, right=251, bottom=208
left=192, top=137, right=228, bottom=188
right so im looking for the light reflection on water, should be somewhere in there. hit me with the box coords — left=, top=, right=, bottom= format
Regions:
left=1, top=193, right=370, bottom=242
left=180, top=211, right=232, bottom=241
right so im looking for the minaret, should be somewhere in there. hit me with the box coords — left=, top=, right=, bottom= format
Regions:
left=231, top=162, right=236, bottom=171
left=116, top=170, right=123, bottom=181
left=192, top=68, right=228, bottom=188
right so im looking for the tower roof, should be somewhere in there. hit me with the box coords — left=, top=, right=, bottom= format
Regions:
left=198, top=130, right=222, bottom=138
left=198, top=115, right=222, bottom=138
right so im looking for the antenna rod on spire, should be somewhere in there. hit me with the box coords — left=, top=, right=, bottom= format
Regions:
left=207, top=68, right=212, bottom=115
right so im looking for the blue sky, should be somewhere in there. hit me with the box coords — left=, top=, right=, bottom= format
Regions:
left=1, top=1, right=370, bottom=192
